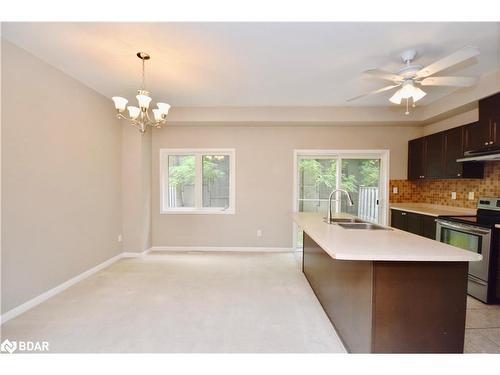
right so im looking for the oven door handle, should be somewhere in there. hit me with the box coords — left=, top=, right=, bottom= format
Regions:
left=436, top=220, right=492, bottom=236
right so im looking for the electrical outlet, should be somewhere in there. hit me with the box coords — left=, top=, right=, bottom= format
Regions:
left=117, top=234, right=123, bottom=243
left=392, top=187, right=398, bottom=194
left=256, top=230, right=262, bottom=237
left=468, top=192, right=475, bottom=200
left=451, top=192, right=457, bottom=200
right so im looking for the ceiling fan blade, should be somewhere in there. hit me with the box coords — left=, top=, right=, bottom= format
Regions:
left=420, top=76, right=478, bottom=87
left=415, top=46, right=479, bottom=79
left=363, top=69, right=404, bottom=82
left=347, top=84, right=401, bottom=102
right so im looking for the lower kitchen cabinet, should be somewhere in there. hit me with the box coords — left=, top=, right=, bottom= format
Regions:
left=390, top=209, right=437, bottom=240
left=391, top=209, right=407, bottom=230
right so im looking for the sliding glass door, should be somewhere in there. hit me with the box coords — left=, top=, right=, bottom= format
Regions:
left=294, top=151, right=388, bottom=249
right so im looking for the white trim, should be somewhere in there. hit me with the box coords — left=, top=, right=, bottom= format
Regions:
left=150, top=246, right=294, bottom=253
left=122, top=248, right=152, bottom=258
left=159, top=148, right=236, bottom=215
left=292, top=149, right=390, bottom=249
left=0, top=245, right=295, bottom=325
left=0, top=252, right=127, bottom=325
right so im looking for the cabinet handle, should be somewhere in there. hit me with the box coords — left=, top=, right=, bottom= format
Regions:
left=485, top=141, right=489, bottom=145
left=457, top=173, right=461, bottom=176
left=490, top=141, right=494, bottom=145
left=401, top=212, right=406, bottom=216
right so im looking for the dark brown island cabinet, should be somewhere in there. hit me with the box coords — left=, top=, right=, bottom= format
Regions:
left=303, top=233, right=468, bottom=353
left=407, top=92, right=500, bottom=180
left=390, top=209, right=437, bottom=239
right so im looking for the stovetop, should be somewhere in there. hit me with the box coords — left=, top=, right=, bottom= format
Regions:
left=440, top=215, right=500, bottom=229
left=439, top=197, right=500, bottom=229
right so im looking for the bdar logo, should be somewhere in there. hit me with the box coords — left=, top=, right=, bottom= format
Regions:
left=1, top=339, right=17, bottom=354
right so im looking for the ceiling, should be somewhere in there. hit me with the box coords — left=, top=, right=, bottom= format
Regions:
left=2, top=22, right=499, bottom=107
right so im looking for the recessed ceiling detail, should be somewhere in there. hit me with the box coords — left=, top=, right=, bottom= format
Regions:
left=2, top=22, right=499, bottom=107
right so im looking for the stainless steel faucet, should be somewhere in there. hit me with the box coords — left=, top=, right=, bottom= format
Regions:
left=327, top=189, right=355, bottom=223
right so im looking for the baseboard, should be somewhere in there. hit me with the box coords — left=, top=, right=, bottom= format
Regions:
left=122, top=247, right=152, bottom=258
left=0, top=246, right=283, bottom=324
left=150, top=246, right=294, bottom=252
left=0, top=251, right=126, bottom=325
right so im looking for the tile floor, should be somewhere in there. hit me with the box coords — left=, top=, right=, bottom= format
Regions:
left=465, top=296, right=500, bottom=353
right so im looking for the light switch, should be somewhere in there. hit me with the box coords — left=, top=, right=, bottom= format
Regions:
left=451, top=192, right=457, bottom=200
left=468, top=192, right=475, bottom=200
left=392, top=187, right=398, bottom=194
left=257, top=230, right=262, bottom=237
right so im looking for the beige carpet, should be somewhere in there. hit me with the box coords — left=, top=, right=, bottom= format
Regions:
left=1, top=251, right=345, bottom=353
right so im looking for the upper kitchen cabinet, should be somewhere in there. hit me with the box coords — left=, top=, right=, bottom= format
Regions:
left=443, top=126, right=464, bottom=178
left=424, top=132, right=444, bottom=179
left=464, top=121, right=490, bottom=152
left=464, top=93, right=500, bottom=152
left=408, top=133, right=446, bottom=180
left=408, top=126, right=484, bottom=180
left=443, top=127, right=484, bottom=179
left=480, top=93, right=500, bottom=148
left=408, top=137, right=426, bottom=180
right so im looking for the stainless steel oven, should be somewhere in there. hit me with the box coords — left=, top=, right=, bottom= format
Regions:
left=436, top=219, right=492, bottom=301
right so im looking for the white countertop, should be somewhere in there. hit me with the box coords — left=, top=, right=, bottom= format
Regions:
left=292, top=212, right=482, bottom=262
left=390, top=203, right=476, bottom=217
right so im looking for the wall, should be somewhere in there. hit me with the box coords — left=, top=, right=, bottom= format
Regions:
left=121, top=126, right=151, bottom=253
left=391, top=108, right=500, bottom=208
left=1, top=40, right=123, bottom=313
left=390, top=163, right=500, bottom=209
left=152, top=125, right=422, bottom=248
left=422, top=108, right=478, bottom=136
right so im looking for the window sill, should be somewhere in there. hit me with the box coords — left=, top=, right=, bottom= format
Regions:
left=160, top=208, right=235, bottom=215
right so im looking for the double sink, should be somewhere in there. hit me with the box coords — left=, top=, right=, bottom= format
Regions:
left=323, top=217, right=391, bottom=230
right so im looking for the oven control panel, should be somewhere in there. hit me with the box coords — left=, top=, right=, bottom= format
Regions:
left=478, top=197, right=500, bottom=211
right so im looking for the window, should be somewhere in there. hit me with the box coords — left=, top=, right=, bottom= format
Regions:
left=160, top=149, right=235, bottom=214
left=293, top=150, right=389, bottom=249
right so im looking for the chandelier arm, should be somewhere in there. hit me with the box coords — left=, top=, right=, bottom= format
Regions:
left=116, top=112, right=129, bottom=120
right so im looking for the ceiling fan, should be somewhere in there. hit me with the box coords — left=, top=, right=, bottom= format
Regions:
left=347, top=46, right=480, bottom=115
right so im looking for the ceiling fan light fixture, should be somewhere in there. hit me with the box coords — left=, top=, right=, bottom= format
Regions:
left=389, top=89, right=403, bottom=104
left=411, top=87, right=427, bottom=102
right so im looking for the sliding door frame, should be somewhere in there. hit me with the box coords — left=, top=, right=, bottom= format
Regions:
left=292, top=149, right=390, bottom=250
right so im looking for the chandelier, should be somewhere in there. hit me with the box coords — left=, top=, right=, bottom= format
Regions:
left=112, top=52, right=170, bottom=133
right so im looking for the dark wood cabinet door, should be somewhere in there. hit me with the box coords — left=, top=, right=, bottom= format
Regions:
left=464, top=121, right=490, bottom=152
left=443, top=127, right=464, bottom=178
left=492, top=120, right=499, bottom=147
left=408, top=138, right=425, bottom=180
left=391, top=210, right=407, bottom=231
left=406, top=212, right=423, bottom=236
left=488, top=93, right=500, bottom=147
left=422, top=215, right=437, bottom=240
left=425, top=133, right=444, bottom=179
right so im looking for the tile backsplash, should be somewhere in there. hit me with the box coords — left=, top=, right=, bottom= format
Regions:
left=390, top=162, right=500, bottom=209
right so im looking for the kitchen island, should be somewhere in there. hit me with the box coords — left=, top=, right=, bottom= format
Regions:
left=292, top=212, right=482, bottom=353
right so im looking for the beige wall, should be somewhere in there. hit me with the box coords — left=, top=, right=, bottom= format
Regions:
left=1, top=40, right=123, bottom=313
left=152, top=125, right=422, bottom=248
left=423, top=108, right=479, bottom=136
left=121, top=127, right=152, bottom=253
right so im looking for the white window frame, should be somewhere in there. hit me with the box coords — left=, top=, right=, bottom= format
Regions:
left=160, top=148, right=236, bottom=215
left=292, top=149, right=390, bottom=249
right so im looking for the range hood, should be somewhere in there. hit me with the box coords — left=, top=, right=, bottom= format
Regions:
left=457, top=147, right=500, bottom=162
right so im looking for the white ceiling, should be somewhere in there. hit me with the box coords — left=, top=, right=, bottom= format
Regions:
left=2, top=22, right=499, bottom=107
